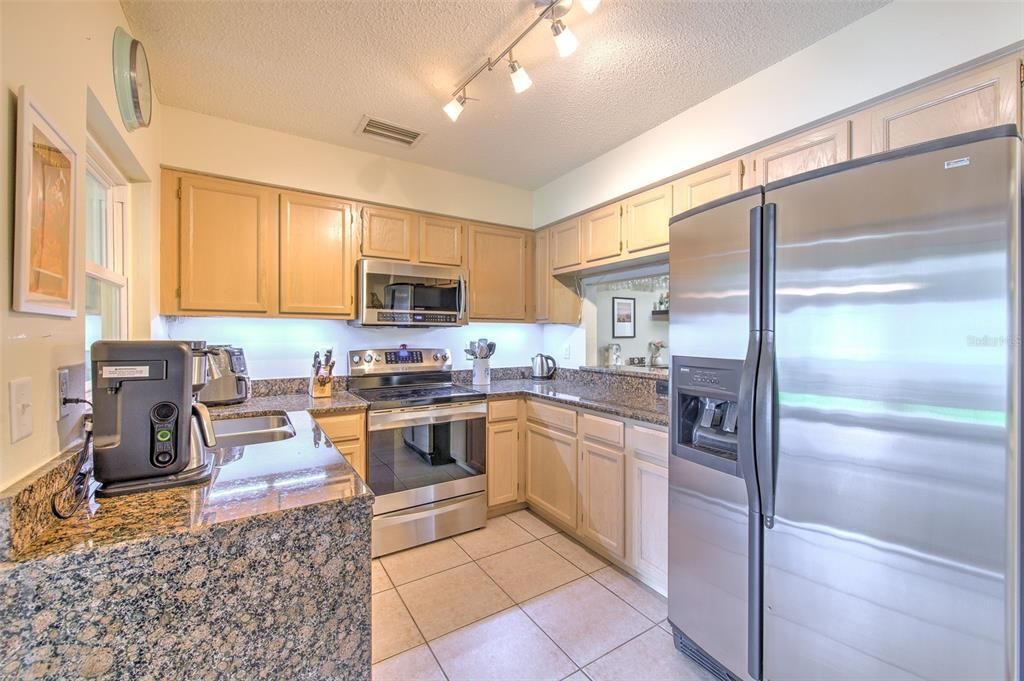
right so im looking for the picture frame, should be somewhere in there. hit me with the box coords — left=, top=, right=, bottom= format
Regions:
left=612, top=296, right=636, bottom=338
left=13, top=86, right=78, bottom=317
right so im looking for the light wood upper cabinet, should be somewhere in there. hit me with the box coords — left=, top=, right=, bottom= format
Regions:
left=177, top=174, right=276, bottom=313
left=871, top=56, right=1021, bottom=154
left=360, top=205, right=416, bottom=261
left=750, top=119, right=852, bottom=186
left=550, top=218, right=582, bottom=273
left=279, top=191, right=355, bottom=317
left=579, top=440, right=626, bottom=559
left=525, top=421, right=578, bottom=529
left=582, top=203, right=623, bottom=264
left=467, top=224, right=529, bottom=321
left=672, top=160, right=744, bottom=213
left=535, top=229, right=582, bottom=325
left=624, top=184, right=673, bottom=255
left=418, top=215, right=464, bottom=266
left=487, top=419, right=519, bottom=507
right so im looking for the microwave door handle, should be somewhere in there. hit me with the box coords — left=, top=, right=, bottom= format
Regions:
left=458, top=273, right=467, bottom=320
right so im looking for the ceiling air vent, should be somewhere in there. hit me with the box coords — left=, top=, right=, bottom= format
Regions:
left=357, top=115, right=423, bottom=148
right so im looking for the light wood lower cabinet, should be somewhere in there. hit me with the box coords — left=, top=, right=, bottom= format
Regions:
left=525, top=421, right=578, bottom=529
left=279, top=191, right=355, bottom=317
left=467, top=223, right=529, bottom=321
left=626, top=425, right=669, bottom=594
left=487, top=420, right=520, bottom=507
left=316, top=412, right=367, bottom=482
left=175, top=173, right=277, bottom=313
left=579, top=440, right=626, bottom=559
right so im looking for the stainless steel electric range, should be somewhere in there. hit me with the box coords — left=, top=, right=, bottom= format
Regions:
left=348, top=346, right=487, bottom=557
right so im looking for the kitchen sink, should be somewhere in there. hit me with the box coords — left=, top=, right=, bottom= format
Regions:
left=212, top=413, right=296, bottom=447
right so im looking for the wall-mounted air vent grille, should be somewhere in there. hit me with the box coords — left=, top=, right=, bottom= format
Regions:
left=357, top=116, right=423, bottom=148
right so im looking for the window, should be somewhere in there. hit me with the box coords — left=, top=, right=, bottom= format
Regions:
left=84, top=137, right=129, bottom=375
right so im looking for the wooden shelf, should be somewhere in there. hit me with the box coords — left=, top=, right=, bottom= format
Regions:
left=651, top=309, right=668, bottom=319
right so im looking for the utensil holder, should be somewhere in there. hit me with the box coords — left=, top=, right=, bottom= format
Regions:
left=309, top=374, right=332, bottom=398
left=472, top=358, right=491, bottom=386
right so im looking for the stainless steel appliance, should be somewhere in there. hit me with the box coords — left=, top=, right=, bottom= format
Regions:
left=354, top=259, right=467, bottom=327
left=531, top=353, right=557, bottom=379
left=92, top=340, right=218, bottom=496
left=668, top=126, right=1022, bottom=681
left=198, top=345, right=250, bottom=405
left=348, top=346, right=486, bottom=556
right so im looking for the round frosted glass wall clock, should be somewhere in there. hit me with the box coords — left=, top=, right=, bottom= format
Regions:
left=112, top=26, right=152, bottom=131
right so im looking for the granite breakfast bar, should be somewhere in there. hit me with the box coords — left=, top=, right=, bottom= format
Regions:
left=0, top=407, right=374, bottom=681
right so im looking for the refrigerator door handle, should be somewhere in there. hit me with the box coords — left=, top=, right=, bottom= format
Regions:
left=739, top=204, right=765, bottom=514
left=756, top=203, right=778, bottom=528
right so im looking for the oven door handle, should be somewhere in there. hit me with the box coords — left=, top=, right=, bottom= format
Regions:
left=368, top=402, right=486, bottom=431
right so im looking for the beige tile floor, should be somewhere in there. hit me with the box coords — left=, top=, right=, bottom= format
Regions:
left=371, top=510, right=716, bottom=681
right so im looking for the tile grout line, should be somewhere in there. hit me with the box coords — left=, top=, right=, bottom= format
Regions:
left=381, top=562, right=453, bottom=681
left=578, top=619, right=663, bottom=675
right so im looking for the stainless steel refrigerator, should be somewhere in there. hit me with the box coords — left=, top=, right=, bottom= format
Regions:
left=667, top=125, right=1022, bottom=681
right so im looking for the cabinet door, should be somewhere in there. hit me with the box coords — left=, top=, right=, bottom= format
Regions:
left=360, top=205, right=415, bottom=261
left=535, top=230, right=550, bottom=320
left=468, top=224, right=528, bottom=321
left=525, top=422, right=578, bottom=528
left=550, top=218, right=582, bottom=272
left=179, top=174, right=276, bottom=313
left=750, top=119, right=852, bottom=186
left=334, top=439, right=367, bottom=482
left=582, top=203, right=623, bottom=263
left=672, top=160, right=744, bottom=213
left=279, top=191, right=355, bottom=316
left=871, top=57, right=1021, bottom=153
left=419, top=215, right=464, bottom=266
left=579, top=440, right=626, bottom=559
left=624, top=184, right=672, bottom=255
left=487, top=421, right=519, bottom=507
left=626, top=425, right=669, bottom=594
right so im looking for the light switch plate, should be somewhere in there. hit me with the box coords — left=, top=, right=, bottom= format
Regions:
left=9, top=377, right=33, bottom=443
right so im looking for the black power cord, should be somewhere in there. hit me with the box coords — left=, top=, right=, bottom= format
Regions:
left=50, top=398, right=95, bottom=520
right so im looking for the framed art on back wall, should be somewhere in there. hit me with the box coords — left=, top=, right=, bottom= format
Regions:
left=13, top=86, right=78, bottom=317
left=612, top=296, right=635, bottom=338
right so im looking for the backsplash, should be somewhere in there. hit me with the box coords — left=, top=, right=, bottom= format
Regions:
left=162, top=317, right=546, bottom=379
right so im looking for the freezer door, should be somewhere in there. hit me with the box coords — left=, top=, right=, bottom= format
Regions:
left=762, top=128, right=1021, bottom=680
left=670, top=188, right=765, bottom=360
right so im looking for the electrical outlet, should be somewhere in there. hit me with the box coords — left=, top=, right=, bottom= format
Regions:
left=9, top=377, right=33, bottom=443
left=57, top=368, right=71, bottom=419
left=562, top=344, right=571, bottom=361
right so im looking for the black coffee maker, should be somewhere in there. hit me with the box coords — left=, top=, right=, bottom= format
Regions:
left=91, top=340, right=218, bottom=496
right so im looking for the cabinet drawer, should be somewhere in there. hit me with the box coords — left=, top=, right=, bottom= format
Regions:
left=317, top=412, right=365, bottom=442
left=627, top=424, right=669, bottom=467
left=526, top=400, right=577, bottom=434
left=488, top=399, right=519, bottom=422
left=581, top=413, right=625, bottom=449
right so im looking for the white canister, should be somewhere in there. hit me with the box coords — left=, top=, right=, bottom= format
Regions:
left=472, top=358, right=491, bottom=386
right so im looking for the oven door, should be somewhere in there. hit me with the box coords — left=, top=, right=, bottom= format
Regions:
left=367, top=401, right=487, bottom=516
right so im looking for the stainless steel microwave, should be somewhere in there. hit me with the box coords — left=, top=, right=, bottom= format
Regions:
left=353, top=259, right=467, bottom=327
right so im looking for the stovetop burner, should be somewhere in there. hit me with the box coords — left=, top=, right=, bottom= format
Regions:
left=351, top=383, right=484, bottom=410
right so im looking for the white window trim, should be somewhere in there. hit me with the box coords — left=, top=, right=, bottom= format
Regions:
left=85, top=135, right=130, bottom=340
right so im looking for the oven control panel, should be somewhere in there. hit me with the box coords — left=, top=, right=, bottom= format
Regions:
left=350, top=346, right=452, bottom=375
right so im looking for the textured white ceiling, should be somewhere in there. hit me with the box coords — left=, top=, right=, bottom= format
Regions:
left=122, top=0, right=886, bottom=189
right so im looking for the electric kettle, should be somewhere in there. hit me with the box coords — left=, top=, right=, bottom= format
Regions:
left=531, top=353, right=557, bottom=380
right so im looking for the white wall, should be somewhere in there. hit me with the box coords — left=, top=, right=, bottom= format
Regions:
left=533, top=1, right=1024, bottom=226
left=161, top=107, right=533, bottom=229
left=163, top=317, right=543, bottom=379
left=1, top=1, right=164, bottom=489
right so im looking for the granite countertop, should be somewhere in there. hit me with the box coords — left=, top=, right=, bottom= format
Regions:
left=578, top=365, right=670, bottom=379
left=475, top=379, right=669, bottom=426
left=10, top=409, right=372, bottom=563
left=209, top=391, right=368, bottom=418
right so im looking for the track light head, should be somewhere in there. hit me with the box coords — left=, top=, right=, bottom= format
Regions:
left=551, top=20, right=579, bottom=58
left=508, top=59, right=532, bottom=94
left=580, top=0, right=600, bottom=13
left=443, top=92, right=466, bottom=121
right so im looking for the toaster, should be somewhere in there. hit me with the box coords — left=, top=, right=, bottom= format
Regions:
left=198, top=345, right=251, bottom=405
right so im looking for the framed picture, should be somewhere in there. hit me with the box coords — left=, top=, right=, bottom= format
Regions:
left=612, top=296, right=636, bottom=338
left=13, top=86, right=78, bottom=317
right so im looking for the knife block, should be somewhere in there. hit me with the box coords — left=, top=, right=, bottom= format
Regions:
left=309, top=374, right=332, bottom=398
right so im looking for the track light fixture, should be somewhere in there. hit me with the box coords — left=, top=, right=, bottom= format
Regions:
left=441, top=0, right=599, bottom=121
left=508, top=56, right=533, bottom=94
left=550, top=20, right=578, bottom=58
